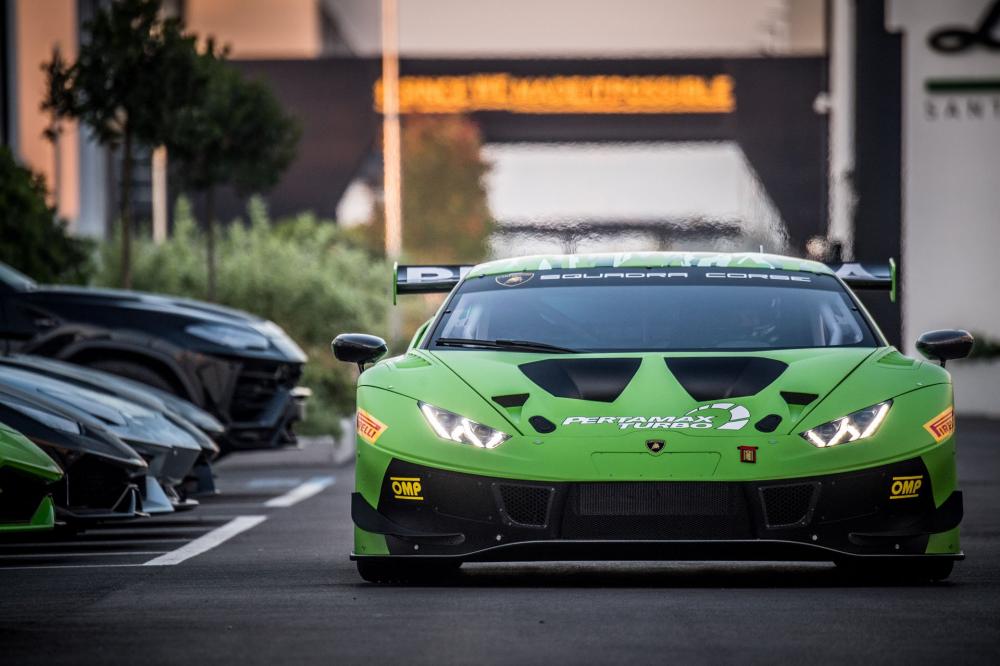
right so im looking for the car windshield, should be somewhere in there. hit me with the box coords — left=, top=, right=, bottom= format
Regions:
left=0, top=262, right=36, bottom=291
left=429, top=267, right=879, bottom=352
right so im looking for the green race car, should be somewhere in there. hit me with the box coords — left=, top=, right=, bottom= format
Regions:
left=334, top=252, right=970, bottom=583
left=0, top=420, right=63, bottom=533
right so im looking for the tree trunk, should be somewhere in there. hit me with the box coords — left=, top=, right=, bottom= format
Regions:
left=119, top=128, right=133, bottom=289
left=205, top=186, right=216, bottom=300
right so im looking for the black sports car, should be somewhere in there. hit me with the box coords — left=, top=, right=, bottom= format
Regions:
left=0, top=385, right=147, bottom=522
left=0, top=262, right=309, bottom=452
left=0, top=354, right=222, bottom=495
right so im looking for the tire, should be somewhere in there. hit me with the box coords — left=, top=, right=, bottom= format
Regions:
left=356, top=559, right=461, bottom=584
left=84, top=359, right=177, bottom=394
left=836, top=558, right=954, bottom=583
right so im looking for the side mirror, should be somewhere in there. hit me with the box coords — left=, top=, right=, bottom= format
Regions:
left=332, top=333, right=388, bottom=372
left=916, top=329, right=974, bottom=367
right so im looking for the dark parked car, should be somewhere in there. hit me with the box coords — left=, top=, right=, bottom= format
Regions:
left=0, top=354, right=222, bottom=495
left=0, top=368, right=203, bottom=513
left=0, top=262, right=309, bottom=452
left=0, top=384, right=147, bottom=522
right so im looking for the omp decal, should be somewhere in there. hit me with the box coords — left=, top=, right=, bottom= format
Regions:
left=356, top=409, right=387, bottom=445
left=890, top=475, right=923, bottom=500
left=562, top=403, right=751, bottom=431
left=923, top=407, right=955, bottom=443
left=738, top=445, right=758, bottom=463
left=390, top=477, right=423, bottom=500
left=495, top=272, right=534, bottom=287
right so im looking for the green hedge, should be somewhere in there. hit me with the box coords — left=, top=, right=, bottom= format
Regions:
left=95, top=198, right=390, bottom=436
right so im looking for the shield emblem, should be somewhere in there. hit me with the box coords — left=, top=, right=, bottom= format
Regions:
left=645, top=439, right=665, bottom=454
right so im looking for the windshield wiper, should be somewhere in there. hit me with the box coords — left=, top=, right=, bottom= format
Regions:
left=435, top=337, right=578, bottom=353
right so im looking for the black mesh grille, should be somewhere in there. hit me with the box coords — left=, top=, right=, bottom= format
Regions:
left=562, top=482, right=752, bottom=540
left=66, top=457, right=128, bottom=510
left=231, top=361, right=299, bottom=422
left=498, top=484, right=552, bottom=527
left=0, top=467, right=49, bottom=522
left=760, top=483, right=817, bottom=527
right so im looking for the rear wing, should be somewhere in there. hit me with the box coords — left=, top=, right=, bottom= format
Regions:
left=393, top=264, right=472, bottom=304
left=393, top=259, right=898, bottom=303
left=827, top=259, right=897, bottom=302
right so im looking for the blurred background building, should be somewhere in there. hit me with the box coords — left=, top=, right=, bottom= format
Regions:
left=2, top=0, right=998, bottom=414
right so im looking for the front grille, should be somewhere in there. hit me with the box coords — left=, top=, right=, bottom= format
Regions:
left=65, top=457, right=129, bottom=510
left=497, top=484, right=552, bottom=527
left=230, top=361, right=299, bottom=422
left=562, top=482, right=752, bottom=540
left=0, top=467, right=49, bottom=522
left=760, top=483, right=818, bottom=528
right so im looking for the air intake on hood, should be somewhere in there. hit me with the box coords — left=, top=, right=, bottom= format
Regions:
left=664, top=357, right=787, bottom=402
left=519, top=358, right=641, bottom=403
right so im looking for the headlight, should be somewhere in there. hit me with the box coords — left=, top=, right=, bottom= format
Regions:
left=418, top=402, right=511, bottom=449
left=801, top=400, right=892, bottom=448
left=185, top=324, right=269, bottom=350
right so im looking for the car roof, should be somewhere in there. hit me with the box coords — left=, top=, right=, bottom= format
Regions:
left=465, top=252, right=833, bottom=279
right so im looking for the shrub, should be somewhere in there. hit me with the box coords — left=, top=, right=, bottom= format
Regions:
left=0, top=146, right=94, bottom=283
left=95, top=197, right=389, bottom=435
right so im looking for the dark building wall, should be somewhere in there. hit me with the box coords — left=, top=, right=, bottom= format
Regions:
left=216, top=57, right=827, bottom=255
left=853, top=0, right=903, bottom=346
left=215, top=58, right=379, bottom=223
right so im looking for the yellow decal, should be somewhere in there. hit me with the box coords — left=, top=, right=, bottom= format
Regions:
left=923, top=407, right=955, bottom=443
left=374, top=73, right=736, bottom=115
left=890, top=475, right=923, bottom=500
left=356, top=409, right=387, bottom=445
left=390, top=477, right=423, bottom=501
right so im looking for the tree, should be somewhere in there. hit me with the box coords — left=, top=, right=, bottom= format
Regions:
left=43, top=0, right=203, bottom=288
left=0, top=147, right=93, bottom=283
left=365, top=115, right=494, bottom=262
left=168, top=46, right=300, bottom=299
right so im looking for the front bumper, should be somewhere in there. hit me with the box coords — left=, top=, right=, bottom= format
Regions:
left=352, top=456, right=963, bottom=563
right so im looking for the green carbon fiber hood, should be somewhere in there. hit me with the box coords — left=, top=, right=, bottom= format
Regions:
left=357, top=345, right=952, bottom=482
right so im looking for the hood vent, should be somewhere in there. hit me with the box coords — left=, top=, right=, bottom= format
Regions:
left=664, top=357, right=787, bottom=402
left=780, top=391, right=818, bottom=406
left=755, top=414, right=782, bottom=433
left=519, top=358, right=641, bottom=403
left=492, top=393, right=529, bottom=408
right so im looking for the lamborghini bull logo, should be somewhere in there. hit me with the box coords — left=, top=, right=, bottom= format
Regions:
left=562, top=403, right=751, bottom=431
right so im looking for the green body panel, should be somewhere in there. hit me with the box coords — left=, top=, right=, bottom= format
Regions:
left=0, top=496, right=57, bottom=533
left=354, top=252, right=961, bottom=557
left=0, top=421, right=63, bottom=481
left=0, top=422, right=61, bottom=532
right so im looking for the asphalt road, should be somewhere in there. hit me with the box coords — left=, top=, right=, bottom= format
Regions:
left=1, top=419, right=998, bottom=665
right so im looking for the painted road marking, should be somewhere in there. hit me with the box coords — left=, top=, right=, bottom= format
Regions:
left=0, top=551, right=167, bottom=559
left=0, top=538, right=191, bottom=548
left=143, top=516, right=266, bottom=566
left=0, top=563, right=146, bottom=571
left=263, top=476, right=335, bottom=508
left=248, top=477, right=303, bottom=489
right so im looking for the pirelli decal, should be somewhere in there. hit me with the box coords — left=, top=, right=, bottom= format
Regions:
left=357, top=409, right=387, bottom=445
left=923, top=407, right=955, bottom=443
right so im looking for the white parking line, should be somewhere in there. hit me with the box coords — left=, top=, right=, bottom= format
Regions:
left=143, top=515, right=266, bottom=566
left=263, top=476, right=335, bottom=508
left=0, top=551, right=166, bottom=559
left=0, top=563, right=145, bottom=571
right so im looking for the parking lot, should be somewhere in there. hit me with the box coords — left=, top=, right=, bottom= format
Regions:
left=0, top=418, right=996, bottom=664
